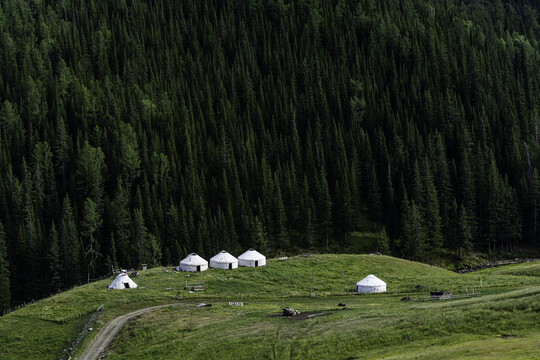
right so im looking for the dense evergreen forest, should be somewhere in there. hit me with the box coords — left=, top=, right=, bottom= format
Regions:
left=0, top=0, right=539, bottom=310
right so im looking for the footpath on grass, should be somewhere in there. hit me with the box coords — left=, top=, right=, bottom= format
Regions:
left=77, top=303, right=183, bottom=360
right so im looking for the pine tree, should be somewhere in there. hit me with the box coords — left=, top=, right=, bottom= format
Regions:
left=530, top=169, right=540, bottom=246
left=54, top=117, right=70, bottom=187
left=400, top=194, right=427, bottom=262
left=60, top=196, right=81, bottom=286
left=111, top=179, right=131, bottom=267
left=305, top=206, right=315, bottom=253
left=31, top=142, right=57, bottom=223
left=367, top=165, right=382, bottom=219
left=81, top=198, right=102, bottom=280
left=195, top=195, right=210, bottom=257
left=76, top=140, right=106, bottom=212
left=251, top=216, right=268, bottom=253
left=319, top=167, right=332, bottom=251
left=179, top=200, right=191, bottom=255
left=456, top=204, right=473, bottom=259
left=274, top=175, right=288, bottom=256
left=458, top=128, right=477, bottom=234
left=422, top=157, right=443, bottom=250
left=133, top=209, right=148, bottom=267
left=375, top=228, right=390, bottom=255
left=119, top=122, right=141, bottom=188
left=432, top=133, right=454, bottom=248
left=0, top=222, right=11, bottom=313
left=133, top=208, right=161, bottom=267
left=225, top=200, right=241, bottom=255
left=108, top=234, right=118, bottom=270
left=165, top=203, right=182, bottom=265
left=47, top=222, right=62, bottom=290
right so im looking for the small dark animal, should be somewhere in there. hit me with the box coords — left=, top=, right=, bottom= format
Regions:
left=400, top=296, right=411, bottom=301
left=338, top=303, right=346, bottom=307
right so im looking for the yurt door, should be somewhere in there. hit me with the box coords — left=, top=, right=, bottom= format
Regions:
left=197, top=265, right=201, bottom=272
left=229, top=263, right=232, bottom=269
left=255, top=261, right=259, bottom=267
left=124, top=283, right=130, bottom=289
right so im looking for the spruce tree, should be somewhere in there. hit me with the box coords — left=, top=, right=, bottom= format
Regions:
left=251, top=216, right=268, bottom=253
left=60, top=196, right=81, bottom=286
left=401, top=194, right=428, bottom=262
left=0, top=222, right=11, bottom=313
left=422, top=157, right=443, bottom=250
left=81, top=198, right=102, bottom=281
left=47, top=222, right=62, bottom=290
left=111, top=179, right=131, bottom=267
left=76, top=140, right=106, bottom=212
left=530, top=169, right=540, bottom=246
left=274, top=175, right=288, bottom=256
left=456, top=204, right=473, bottom=259
left=54, top=117, right=70, bottom=187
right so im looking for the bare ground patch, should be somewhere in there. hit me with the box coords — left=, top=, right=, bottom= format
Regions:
left=267, top=307, right=349, bottom=321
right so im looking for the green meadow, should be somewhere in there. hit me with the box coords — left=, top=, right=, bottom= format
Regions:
left=1, top=255, right=539, bottom=359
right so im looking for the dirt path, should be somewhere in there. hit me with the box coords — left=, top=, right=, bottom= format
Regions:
left=77, top=303, right=182, bottom=360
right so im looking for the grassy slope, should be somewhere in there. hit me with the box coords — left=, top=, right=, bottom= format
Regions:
left=0, top=255, right=539, bottom=359
left=473, top=261, right=540, bottom=277
left=103, top=287, right=540, bottom=359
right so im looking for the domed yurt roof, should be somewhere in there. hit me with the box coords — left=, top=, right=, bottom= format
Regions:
left=238, top=249, right=265, bottom=261
left=356, top=274, right=386, bottom=287
left=180, top=253, right=208, bottom=266
left=210, top=250, right=238, bottom=264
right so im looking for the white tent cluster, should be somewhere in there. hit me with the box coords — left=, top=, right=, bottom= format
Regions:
left=108, top=271, right=138, bottom=290
left=178, top=249, right=266, bottom=272
left=356, top=274, right=386, bottom=293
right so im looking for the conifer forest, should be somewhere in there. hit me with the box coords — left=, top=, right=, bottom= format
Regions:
left=0, top=0, right=539, bottom=310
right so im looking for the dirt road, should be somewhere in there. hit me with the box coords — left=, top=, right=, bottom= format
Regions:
left=77, top=303, right=182, bottom=360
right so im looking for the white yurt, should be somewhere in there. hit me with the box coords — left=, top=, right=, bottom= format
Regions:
left=209, top=250, right=238, bottom=269
left=356, top=274, right=386, bottom=293
left=238, top=249, right=266, bottom=267
left=179, top=253, right=208, bottom=272
left=108, top=271, right=138, bottom=290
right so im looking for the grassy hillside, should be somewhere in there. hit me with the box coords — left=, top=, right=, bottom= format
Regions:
left=0, top=255, right=539, bottom=359
left=103, top=288, right=540, bottom=360
left=473, top=261, right=540, bottom=278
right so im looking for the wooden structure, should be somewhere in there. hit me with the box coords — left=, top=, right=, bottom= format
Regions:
left=185, top=280, right=205, bottom=291
left=430, top=291, right=452, bottom=300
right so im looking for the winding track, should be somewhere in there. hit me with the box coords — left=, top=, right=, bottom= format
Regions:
left=78, top=303, right=182, bottom=360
